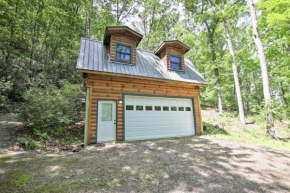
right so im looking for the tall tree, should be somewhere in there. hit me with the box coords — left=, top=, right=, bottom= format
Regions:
left=88, top=0, right=93, bottom=38
left=184, top=0, right=223, bottom=114
left=247, top=0, right=275, bottom=136
left=101, top=0, right=140, bottom=25
left=208, top=0, right=246, bottom=123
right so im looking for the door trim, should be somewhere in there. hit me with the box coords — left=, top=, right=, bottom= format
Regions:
left=96, top=99, right=118, bottom=143
left=122, top=93, right=197, bottom=141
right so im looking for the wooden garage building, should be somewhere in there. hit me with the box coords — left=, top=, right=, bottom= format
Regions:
left=77, top=26, right=207, bottom=144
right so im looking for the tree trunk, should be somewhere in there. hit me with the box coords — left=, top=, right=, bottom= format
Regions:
left=146, top=4, right=157, bottom=49
left=205, top=21, right=223, bottom=114
left=88, top=0, right=93, bottom=38
left=240, top=59, right=250, bottom=113
left=247, top=0, right=275, bottom=137
left=221, top=0, right=245, bottom=123
left=211, top=42, right=223, bottom=114
left=215, top=68, right=223, bottom=114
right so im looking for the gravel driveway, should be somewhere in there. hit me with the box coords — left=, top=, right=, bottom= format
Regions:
left=1, top=135, right=290, bottom=193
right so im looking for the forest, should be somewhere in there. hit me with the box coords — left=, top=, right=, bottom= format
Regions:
left=0, top=0, right=289, bottom=143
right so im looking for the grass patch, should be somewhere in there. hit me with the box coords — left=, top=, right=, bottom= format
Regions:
left=0, top=155, right=10, bottom=160
left=203, top=115, right=290, bottom=150
left=0, top=169, right=32, bottom=192
left=211, top=133, right=290, bottom=150
left=65, top=158, right=82, bottom=165
left=32, top=183, right=69, bottom=193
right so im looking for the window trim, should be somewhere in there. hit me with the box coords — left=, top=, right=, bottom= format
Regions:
left=146, top=106, right=153, bottom=111
left=114, top=42, right=133, bottom=63
left=154, top=106, right=161, bottom=111
left=163, top=106, right=169, bottom=111
left=126, top=105, right=134, bottom=110
left=171, top=106, right=177, bottom=111
left=136, top=105, right=144, bottom=111
left=178, top=106, right=185, bottom=111
left=168, top=54, right=182, bottom=70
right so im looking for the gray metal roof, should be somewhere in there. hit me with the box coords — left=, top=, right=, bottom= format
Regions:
left=77, top=38, right=207, bottom=85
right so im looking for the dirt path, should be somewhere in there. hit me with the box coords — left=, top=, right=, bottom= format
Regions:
left=1, top=135, right=290, bottom=192
left=1, top=114, right=290, bottom=192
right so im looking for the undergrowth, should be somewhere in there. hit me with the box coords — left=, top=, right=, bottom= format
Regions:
left=203, top=110, right=290, bottom=150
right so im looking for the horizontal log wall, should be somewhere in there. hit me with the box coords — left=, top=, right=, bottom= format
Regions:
left=86, top=74, right=202, bottom=144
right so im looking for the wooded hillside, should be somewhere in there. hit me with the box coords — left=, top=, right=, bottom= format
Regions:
left=1, top=0, right=289, bottom=139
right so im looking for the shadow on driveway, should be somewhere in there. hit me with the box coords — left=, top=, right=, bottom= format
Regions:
left=1, top=136, right=290, bottom=192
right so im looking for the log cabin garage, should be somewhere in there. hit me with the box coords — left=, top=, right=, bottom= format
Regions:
left=77, top=26, right=207, bottom=144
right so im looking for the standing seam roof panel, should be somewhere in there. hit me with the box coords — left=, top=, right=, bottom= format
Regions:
left=77, top=38, right=207, bottom=84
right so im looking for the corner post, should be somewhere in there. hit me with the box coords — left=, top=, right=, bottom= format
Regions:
left=198, top=96, right=203, bottom=134
left=84, top=87, right=90, bottom=145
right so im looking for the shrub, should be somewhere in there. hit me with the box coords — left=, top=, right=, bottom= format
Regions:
left=251, top=99, right=289, bottom=122
left=19, top=83, right=84, bottom=134
left=17, top=137, right=40, bottom=149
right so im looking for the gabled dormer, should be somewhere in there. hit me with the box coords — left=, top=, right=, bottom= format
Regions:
left=103, top=26, right=143, bottom=64
left=155, top=40, right=190, bottom=71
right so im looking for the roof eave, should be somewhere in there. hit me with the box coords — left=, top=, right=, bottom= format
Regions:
left=103, top=26, right=143, bottom=46
left=77, top=69, right=208, bottom=87
left=154, top=40, right=190, bottom=55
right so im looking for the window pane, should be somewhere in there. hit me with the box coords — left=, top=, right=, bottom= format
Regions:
left=126, top=105, right=134, bottom=110
left=116, top=53, right=131, bottom=61
left=116, top=45, right=131, bottom=54
left=169, top=55, right=180, bottom=63
left=136, top=105, right=143, bottom=111
left=102, top=103, right=112, bottom=121
left=170, top=62, right=180, bottom=70
left=163, top=106, right=169, bottom=111
left=186, top=107, right=191, bottom=111
left=171, top=106, right=177, bottom=111
left=146, top=106, right=152, bottom=111
left=179, top=107, right=184, bottom=111
left=155, top=106, right=161, bottom=111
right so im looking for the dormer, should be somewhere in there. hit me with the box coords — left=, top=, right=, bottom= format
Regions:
left=103, top=26, right=143, bottom=64
left=155, top=40, right=190, bottom=71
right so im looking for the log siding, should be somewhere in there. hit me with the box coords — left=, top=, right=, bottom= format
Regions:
left=86, top=73, right=202, bottom=144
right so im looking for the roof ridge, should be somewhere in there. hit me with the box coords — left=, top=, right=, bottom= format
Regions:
left=80, top=37, right=197, bottom=66
left=81, top=37, right=103, bottom=43
left=77, top=37, right=207, bottom=84
left=81, top=37, right=156, bottom=54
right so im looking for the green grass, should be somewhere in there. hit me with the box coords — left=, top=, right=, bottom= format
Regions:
left=0, top=155, right=10, bottom=160
left=32, top=183, right=69, bottom=193
left=203, top=115, right=290, bottom=150
left=0, top=169, right=33, bottom=192
left=207, top=131, right=290, bottom=150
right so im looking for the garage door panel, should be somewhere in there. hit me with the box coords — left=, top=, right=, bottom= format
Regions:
left=125, top=95, right=195, bottom=141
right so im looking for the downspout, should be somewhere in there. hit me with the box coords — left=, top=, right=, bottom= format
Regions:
left=84, top=87, right=90, bottom=145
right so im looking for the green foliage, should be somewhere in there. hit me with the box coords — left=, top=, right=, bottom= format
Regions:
left=17, top=137, right=43, bottom=149
left=19, top=83, right=84, bottom=133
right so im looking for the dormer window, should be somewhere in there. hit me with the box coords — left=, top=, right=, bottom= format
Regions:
left=115, top=43, right=132, bottom=62
left=154, top=40, right=190, bottom=71
left=103, top=26, right=143, bottom=64
left=169, top=55, right=182, bottom=70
